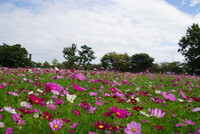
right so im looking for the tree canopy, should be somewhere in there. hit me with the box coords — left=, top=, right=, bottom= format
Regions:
left=130, top=53, right=154, bottom=72
left=63, top=44, right=96, bottom=69
left=101, top=52, right=130, bottom=71
left=0, top=43, right=30, bottom=67
left=178, top=23, right=200, bottom=74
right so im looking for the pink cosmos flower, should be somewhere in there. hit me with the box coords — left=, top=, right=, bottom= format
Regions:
left=49, top=119, right=64, bottom=131
left=179, top=91, right=189, bottom=99
left=89, top=92, right=98, bottom=96
left=95, top=101, right=104, bottom=106
left=73, top=83, right=87, bottom=91
left=89, top=106, right=97, bottom=114
left=16, top=120, right=26, bottom=126
left=155, top=125, right=163, bottom=130
left=88, top=132, right=98, bottom=134
left=12, top=114, right=22, bottom=121
left=148, top=108, right=166, bottom=118
left=74, top=109, right=81, bottom=116
left=70, top=123, right=78, bottom=128
left=182, top=119, right=196, bottom=125
left=0, top=115, right=2, bottom=119
left=55, top=99, right=64, bottom=105
left=46, top=103, right=57, bottom=110
left=76, top=73, right=86, bottom=81
left=176, top=123, right=185, bottom=127
left=161, top=92, right=177, bottom=101
left=49, top=83, right=61, bottom=91
left=125, top=121, right=142, bottom=134
left=5, top=127, right=14, bottom=134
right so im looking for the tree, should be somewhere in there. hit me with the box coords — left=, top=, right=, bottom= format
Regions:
left=130, top=53, right=154, bottom=72
left=62, top=44, right=79, bottom=68
left=178, top=23, right=200, bottom=74
left=52, top=59, right=59, bottom=66
left=0, top=43, right=30, bottom=67
left=78, top=45, right=96, bottom=69
left=101, top=52, right=130, bottom=72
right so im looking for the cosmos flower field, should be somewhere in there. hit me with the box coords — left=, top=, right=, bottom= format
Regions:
left=0, top=67, right=199, bottom=134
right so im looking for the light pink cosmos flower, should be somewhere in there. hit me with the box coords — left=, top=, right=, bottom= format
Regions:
left=125, top=121, right=142, bottom=134
left=148, top=108, right=166, bottom=118
left=161, top=92, right=177, bottom=101
left=192, top=107, right=200, bottom=112
left=0, top=122, right=5, bottom=128
left=49, top=119, right=64, bottom=131
left=182, top=119, right=196, bottom=125
left=76, top=73, right=86, bottom=81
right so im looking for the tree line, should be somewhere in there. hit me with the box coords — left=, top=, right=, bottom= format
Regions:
left=0, top=23, right=199, bottom=74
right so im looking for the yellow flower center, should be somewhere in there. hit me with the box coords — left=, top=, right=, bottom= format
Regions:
left=116, top=112, right=120, bottom=115
left=54, top=125, right=59, bottom=128
left=116, top=126, right=120, bottom=129
left=46, top=116, right=49, bottom=119
left=132, top=128, right=136, bottom=132
left=99, top=125, right=104, bottom=129
left=35, top=100, right=38, bottom=103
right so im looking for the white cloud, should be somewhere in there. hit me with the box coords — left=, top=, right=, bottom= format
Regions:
left=189, top=0, right=200, bottom=6
left=0, top=0, right=199, bottom=64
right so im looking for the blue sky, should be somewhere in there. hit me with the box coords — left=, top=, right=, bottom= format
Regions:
left=0, top=0, right=200, bottom=64
left=166, top=0, right=200, bottom=15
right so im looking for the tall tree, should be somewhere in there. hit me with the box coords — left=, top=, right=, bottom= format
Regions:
left=130, top=53, right=154, bottom=72
left=52, top=59, right=59, bottom=66
left=78, top=45, right=96, bottom=69
left=178, top=23, right=200, bottom=74
left=0, top=43, right=30, bottom=67
left=62, top=44, right=78, bottom=68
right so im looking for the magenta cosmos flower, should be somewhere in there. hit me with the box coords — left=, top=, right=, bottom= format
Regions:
left=125, top=121, right=142, bottom=134
left=49, top=119, right=64, bottom=131
left=73, top=83, right=87, bottom=91
left=148, top=108, right=166, bottom=118
left=49, top=82, right=61, bottom=91
left=29, top=95, right=45, bottom=106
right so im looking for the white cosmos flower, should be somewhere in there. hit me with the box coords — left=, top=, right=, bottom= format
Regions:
left=155, top=90, right=161, bottom=94
left=46, top=100, right=53, bottom=105
left=4, top=106, right=17, bottom=114
left=139, top=111, right=150, bottom=117
left=178, top=99, right=184, bottom=102
left=51, top=90, right=59, bottom=95
left=33, top=113, right=39, bottom=118
left=0, top=122, right=5, bottom=128
left=37, top=89, right=43, bottom=93
left=20, top=101, right=28, bottom=107
left=28, top=91, right=34, bottom=95
left=66, top=94, right=76, bottom=103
